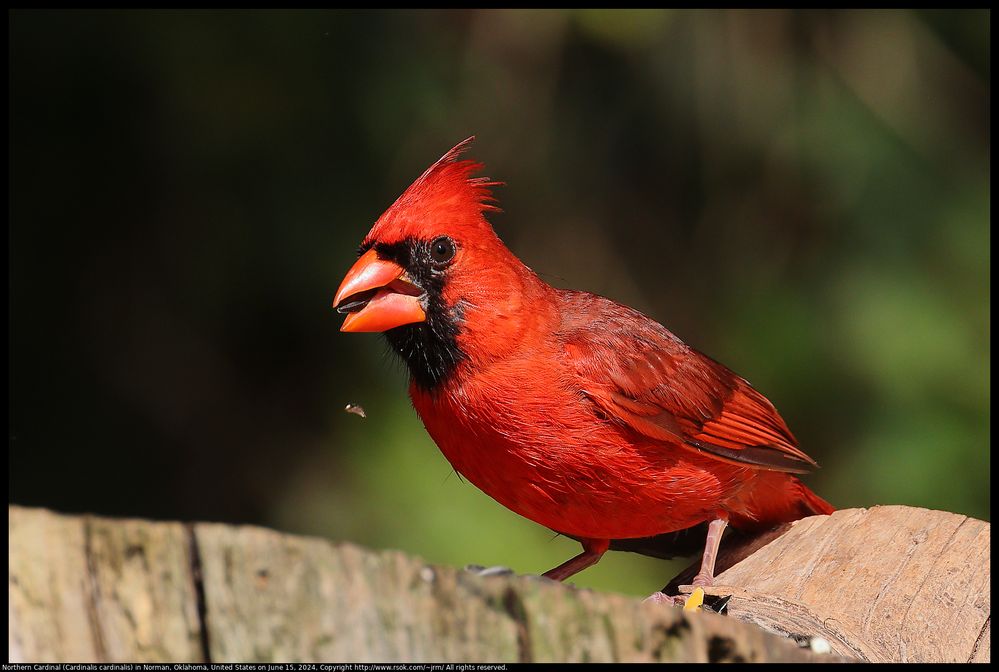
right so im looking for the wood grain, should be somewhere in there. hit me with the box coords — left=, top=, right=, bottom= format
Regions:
left=8, top=507, right=202, bottom=662
left=673, top=506, right=990, bottom=662
left=9, top=505, right=989, bottom=663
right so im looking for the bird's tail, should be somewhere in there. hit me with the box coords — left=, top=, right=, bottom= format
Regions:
left=610, top=477, right=834, bottom=560
left=728, top=474, right=834, bottom=532
left=795, top=478, right=835, bottom=517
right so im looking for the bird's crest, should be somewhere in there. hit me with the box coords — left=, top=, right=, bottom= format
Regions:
left=364, top=137, right=503, bottom=245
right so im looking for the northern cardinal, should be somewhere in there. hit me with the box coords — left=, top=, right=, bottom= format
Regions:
left=333, top=138, right=833, bottom=602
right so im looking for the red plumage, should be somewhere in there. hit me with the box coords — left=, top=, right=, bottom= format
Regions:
left=335, top=138, right=832, bottom=588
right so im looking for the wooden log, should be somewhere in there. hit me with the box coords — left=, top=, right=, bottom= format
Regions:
left=7, top=505, right=989, bottom=663
left=666, top=505, right=991, bottom=663
left=7, top=507, right=203, bottom=662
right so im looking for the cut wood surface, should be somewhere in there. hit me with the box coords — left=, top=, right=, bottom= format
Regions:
left=7, top=505, right=989, bottom=663
left=671, top=506, right=991, bottom=663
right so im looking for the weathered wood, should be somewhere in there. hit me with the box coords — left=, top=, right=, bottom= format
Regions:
left=191, top=521, right=841, bottom=663
left=668, top=506, right=991, bottom=663
left=7, top=507, right=202, bottom=662
left=8, top=505, right=988, bottom=663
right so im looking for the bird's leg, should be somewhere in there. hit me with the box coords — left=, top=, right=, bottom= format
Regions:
left=691, top=517, right=728, bottom=589
left=543, top=538, right=609, bottom=582
left=645, top=516, right=729, bottom=611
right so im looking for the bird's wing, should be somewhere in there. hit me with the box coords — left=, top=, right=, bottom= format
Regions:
left=560, top=293, right=818, bottom=474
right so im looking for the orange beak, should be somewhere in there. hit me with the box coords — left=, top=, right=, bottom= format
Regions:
left=333, top=248, right=427, bottom=332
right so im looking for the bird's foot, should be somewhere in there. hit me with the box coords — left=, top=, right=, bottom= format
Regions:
left=464, top=564, right=515, bottom=577
left=643, top=587, right=705, bottom=611
left=464, top=565, right=563, bottom=585
left=645, top=587, right=732, bottom=614
left=643, top=591, right=684, bottom=607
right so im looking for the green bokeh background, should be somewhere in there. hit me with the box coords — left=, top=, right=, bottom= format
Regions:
left=9, top=10, right=989, bottom=597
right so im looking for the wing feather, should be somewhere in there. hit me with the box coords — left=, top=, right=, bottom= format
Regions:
left=560, top=291, right=818, bottom=474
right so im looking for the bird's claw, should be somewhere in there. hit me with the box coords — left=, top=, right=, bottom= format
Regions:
left=643, top=591, right=685, bottom=607
left=644, top=587, right=730, bottom=614
left=524, top=573, right=562, bottom=584
left=464, top=564, right=515, bottom=577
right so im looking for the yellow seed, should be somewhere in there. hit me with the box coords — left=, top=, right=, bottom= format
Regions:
left=683, top=587, right=705, bottom=612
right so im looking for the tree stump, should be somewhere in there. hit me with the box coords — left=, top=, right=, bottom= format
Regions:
left=7, top=505, right=989, bottom=663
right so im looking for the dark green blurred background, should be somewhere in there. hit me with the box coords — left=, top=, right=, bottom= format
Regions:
left=9, top=10, right=989, bottom=596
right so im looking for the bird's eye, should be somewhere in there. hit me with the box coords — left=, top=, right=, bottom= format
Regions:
left=429, top=237, right=456, bottom=266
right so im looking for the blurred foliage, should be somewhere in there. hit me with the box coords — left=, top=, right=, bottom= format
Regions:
left=9, top=10, right=988, bottom=597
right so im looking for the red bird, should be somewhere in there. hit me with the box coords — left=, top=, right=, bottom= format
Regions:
left=333, top=138, right=833, bottom=602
